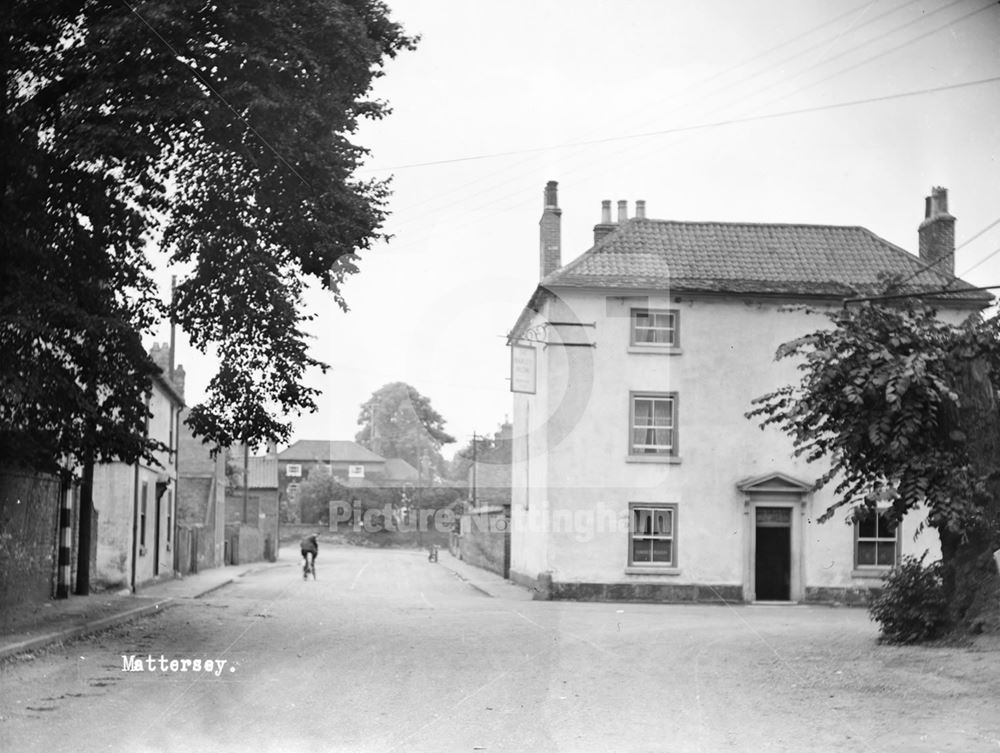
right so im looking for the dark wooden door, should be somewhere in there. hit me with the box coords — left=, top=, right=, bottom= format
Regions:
left=755, top=508, right=791, bottom=600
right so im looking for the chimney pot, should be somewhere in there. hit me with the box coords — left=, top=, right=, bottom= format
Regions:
left=544, top=180, right=558, bottom=208
left=594, top=199, right=616, bottom=245
left=617, top=200, right=628, bottom=223
left=635, top=200, right=646, bottom=219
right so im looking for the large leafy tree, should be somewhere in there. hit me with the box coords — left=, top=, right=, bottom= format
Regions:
left=748, top=301, right=1000, bottom=635
left=356, top=382, right=455, bottom=474
left=2, top=1, right=416, bottom=591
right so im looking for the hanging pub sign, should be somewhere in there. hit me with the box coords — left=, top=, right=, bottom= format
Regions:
left=285, top=464, right=302, bottom=478
left=348, top=465, right=365, bottom=479
left=510, top=344, right=536, bottom=394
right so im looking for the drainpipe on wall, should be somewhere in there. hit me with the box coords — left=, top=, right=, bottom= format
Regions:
left=130, top=462, right=140, bottom=592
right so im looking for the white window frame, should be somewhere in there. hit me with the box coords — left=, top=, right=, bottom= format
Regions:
left=631, top=308, right=679, bottom=347
left=628, top=503, right=677, bottom=567
left=629, top=392, right=677, bottom=456
left=854, top=509, right=900, bottom=569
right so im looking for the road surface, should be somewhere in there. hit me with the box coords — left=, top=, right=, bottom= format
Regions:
left=1, top=546, right=998, bottom=752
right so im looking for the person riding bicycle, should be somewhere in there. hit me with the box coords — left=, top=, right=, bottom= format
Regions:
left=300, top=533, right=319, bottom=568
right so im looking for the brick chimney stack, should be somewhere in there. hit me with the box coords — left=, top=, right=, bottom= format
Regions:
left=539, top=180, right=562, bottom=279
left=173, top=364, right=186, bottom=401
left=593, top=199, right=615, bottom=244
left=918, top=186, right=955, bottom=275
left=149, top=342, right=169, bottom=371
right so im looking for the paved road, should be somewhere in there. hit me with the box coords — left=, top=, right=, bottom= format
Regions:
left=2, top=546, right=998, bottom=753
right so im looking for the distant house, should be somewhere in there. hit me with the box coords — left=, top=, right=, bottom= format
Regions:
left=278, top=440, right=386, bottom=511
left=507, top=183, right=989, bottom=604
left=383, top=457, right=419, bottom=483
left=92, top=344, right=185, bottom=590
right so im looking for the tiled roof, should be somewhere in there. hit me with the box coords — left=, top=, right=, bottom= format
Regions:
left=542, top=218, right=989, bottom=301
left=279, top=440, right=385, bottom=464
left=383, top=458, right=419, bottom=481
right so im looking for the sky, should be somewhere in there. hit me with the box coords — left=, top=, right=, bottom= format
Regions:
left=152, top=0, right=1000, bottom=460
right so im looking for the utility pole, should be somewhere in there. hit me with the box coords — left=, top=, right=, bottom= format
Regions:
left=242, top=439, right=249, bottom=524
left=471, top=431, right=478, bottom=508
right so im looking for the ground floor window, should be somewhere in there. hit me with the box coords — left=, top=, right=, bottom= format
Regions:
left=629, top=503, right=676, bottom=566
left=855, top=510, right=899, bottom=568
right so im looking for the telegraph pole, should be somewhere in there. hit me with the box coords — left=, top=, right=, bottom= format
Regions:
left=471, top=432, right=478, bottom=508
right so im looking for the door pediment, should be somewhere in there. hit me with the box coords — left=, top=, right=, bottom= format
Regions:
left=736, top=471, right=813, bottom=495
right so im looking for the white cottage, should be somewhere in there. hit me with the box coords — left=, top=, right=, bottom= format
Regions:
left=507, top=183, right=989, bottom=604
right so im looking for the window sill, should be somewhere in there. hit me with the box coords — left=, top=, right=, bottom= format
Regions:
left=627, top=345, right=682, bottom=355
left=626, top=455, right=681, bottom=464
left=851, top=568, right=890, bottom=580
left=625, top=566, right=681, bottom=576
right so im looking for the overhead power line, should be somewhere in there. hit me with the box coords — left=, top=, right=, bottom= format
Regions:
left=364, top=75, right=1000, bottom=173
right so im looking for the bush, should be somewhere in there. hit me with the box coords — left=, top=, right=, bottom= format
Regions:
left=868, top=554, right=949, bottom=644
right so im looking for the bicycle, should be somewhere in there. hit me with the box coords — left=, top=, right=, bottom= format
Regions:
left=302, top=551, right=316, bottom=580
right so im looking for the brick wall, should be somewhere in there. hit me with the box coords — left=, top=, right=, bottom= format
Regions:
left=458, top=506, right=510, bottom=577
left=0, top=470, right=60, bottom=607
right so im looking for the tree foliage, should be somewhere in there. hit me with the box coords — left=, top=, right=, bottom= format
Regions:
left=748, top=302, right=1000, bottom=532
left=296, top=465, right=345, bottom=526
left=748, top=301, right=1000, bottom=634
left=355, top=382, right=455, bottom=473
left=2, top=1, right=417, bottom=469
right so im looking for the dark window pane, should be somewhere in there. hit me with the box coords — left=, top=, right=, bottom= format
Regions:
left=857, top=542, right=877, bottom=566
left=876, top=543, right=896, bottom=566
left=651, top=539, right=673, bottom=564
left=858, top=516, right=876, bottom=538
left=631, top=538, right=652, bottom=563
left=877, top=514, right=897, bottom=538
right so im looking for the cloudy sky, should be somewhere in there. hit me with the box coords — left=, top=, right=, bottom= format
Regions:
left=157, top=0, right=1000, bottom=458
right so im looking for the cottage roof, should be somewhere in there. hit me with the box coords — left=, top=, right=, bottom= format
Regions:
left=279, top=440, right=385, bottom=464
left=383, top=458, right=419, bottom=481
left=541, top=218, right=988, bottom=302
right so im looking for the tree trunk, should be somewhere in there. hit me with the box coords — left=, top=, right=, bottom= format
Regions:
left=75, top=454, right=94, bottom=596
left=940, top=358, right=1000, bottom=634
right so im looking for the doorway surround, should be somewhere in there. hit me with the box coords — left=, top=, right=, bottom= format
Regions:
left=736, top=472, right=813, bottom=603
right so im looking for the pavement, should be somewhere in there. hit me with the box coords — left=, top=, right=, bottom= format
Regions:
left=0, top=561, right=283, bottom=663
left=434, top=548, right=536, bottom=601
left=0, top=546, right=528, bottom=663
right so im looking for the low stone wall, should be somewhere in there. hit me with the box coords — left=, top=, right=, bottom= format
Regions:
left=224, top=524, right=264, bottom=565
left=458, top=506, right=509, bottom=577
left=548, top=582, right=744, bottom=603
left=804, top=586, right=877, bottom=606
left=280, top=519, right=450, bottom=550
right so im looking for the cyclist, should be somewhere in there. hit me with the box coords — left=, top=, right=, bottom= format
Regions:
left=300, top=533, right=319, bottom=578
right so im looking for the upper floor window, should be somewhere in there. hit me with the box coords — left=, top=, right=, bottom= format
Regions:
left=855, top=510, right=899, bottom=568
left=630, top=393, right=677, bottom=456
left=631, top=308, right=678, bottom=347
